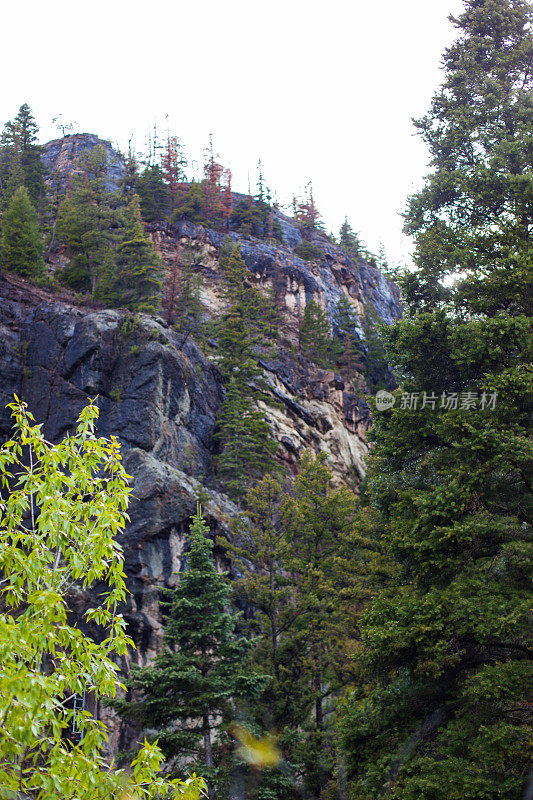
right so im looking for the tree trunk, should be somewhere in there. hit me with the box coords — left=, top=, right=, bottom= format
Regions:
left=203, top=713, right=215, bottom=800
left=315, top=678, right=323, bottom=730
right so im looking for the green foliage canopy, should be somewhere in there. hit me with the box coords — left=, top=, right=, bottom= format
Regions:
left=0, top=397, right=205, bottom=800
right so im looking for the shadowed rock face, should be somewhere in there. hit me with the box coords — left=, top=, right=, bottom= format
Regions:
left=0, top=275, right=232, bottom=658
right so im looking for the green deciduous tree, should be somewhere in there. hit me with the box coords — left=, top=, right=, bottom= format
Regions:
left=0, top=397, right=205, bottom=800
left=338, top=3, right=533, bottom=798
left=115, top=508, right=265, bottom=798
left=1, top=185, right=45, bottom=278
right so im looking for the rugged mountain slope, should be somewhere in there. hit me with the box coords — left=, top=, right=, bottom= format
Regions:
left=0, top=134, right=401, bottom=666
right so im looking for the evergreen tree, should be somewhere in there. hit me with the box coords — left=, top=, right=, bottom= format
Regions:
left=162, top=134, right=187, bottom=215
left=0, top=103, right=46, bottom=209
left=280, top=452, right=360, bottom=797
left=121, top=144, right=140, bottom=199
left=228, top=475, right=291, bottom=690
left=56, top=145, right=117, bottom=297
left=214, top=242, right=279, bottom=498
left=338, top=217, right=361, bottom=260
left=112, top=194, right=163, bottom=312
left=335, top=292, right=362, bottom=354
left=115, top=509, right=265, bottom=798
left=338, top=3, right=533, bottom=798
left=225, top=459, right=360, bottom=799
left=1, top=185, right=45, bottom=278
left=360, top=301, right=390, bottom=392
left=215, top=380, right=279, bottom=500
left=136, top=164, right=170, bottom=221
left=203, top=134, right=224, bottom=225
left=172, top=180, right=208, bottom=224
left=299, top=298, right=334, bottom=368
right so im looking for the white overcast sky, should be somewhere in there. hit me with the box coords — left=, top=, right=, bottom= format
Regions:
left=2, top=0, right=465, bottom=266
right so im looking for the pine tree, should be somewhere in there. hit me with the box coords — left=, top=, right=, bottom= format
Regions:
left=112, top=194, right=163, bottom=312
left=338, top=3, right=533, bottom=798
left=56, top=145, right=117, bottom=297
left=1, top=185, right=45, bottom=278
left=162, top=134, right=187, bottom=215
left=338, top=218, right=361, bottom=260
left=121, top=143, right=140, bottom=199
left=203, top=135, right=224, bottom=225
left=281, top=452, right=360, bottom=797
left=136, top=164, right=170, bottom=221
left=0, top=103, right=46, bottom=209
left=299, top=298, right=334, bottom=368
left=360, top=301, right=390, bottom=391
left=215, top=380, right=278, bottom=500
left=214, top=242, right=279, bottom=497
left=115, top=509, right=265, bottom=798
left=334, top=292, right=365, bottom=376
left=294, top=182, right=321, bottom=230
left=228, top=475, right=292, bottom=689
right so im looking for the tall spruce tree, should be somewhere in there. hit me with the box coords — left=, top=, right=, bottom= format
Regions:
left=299, top=298, right=335, bottom=368
left=338, top=3, right=533, bottom=799
left=115, top=509, right=265, bottom=798
left=0, top=103, right=46, bottom=209
left=136, top=164, right=170, bottom=222
left=214, top=241, right=279, bottom=498
left=1, top=185, right=45, bottom=278
left=112, top=194, right=163, bottom=312
left=281, top=452, right=359, bottom=797
left=226, top=475, right=293, bottom=692
left=225, top=458, right=361, bottom=800
left=338, top=218, right=361, bottom=260
left=56, top=145, right=117, bottom=297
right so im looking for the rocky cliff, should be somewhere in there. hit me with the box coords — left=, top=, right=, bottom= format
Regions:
left=0, top=134, right=401, bottom=670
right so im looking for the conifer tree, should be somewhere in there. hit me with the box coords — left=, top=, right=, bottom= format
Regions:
left=334, top=292, right=365, bottom=375
left=203, top=135, right=224, bottom=225
left=1, top=185, right=45, bottom=278
left=279, top=452, right=359, bottom=797
left=136, top=164, right=170, bottom=221
left=121, top=144, right=140, bottom=199
left=162, top=134, right=187, bottom=215
left=215, top=380, right=278, bottom=500
left=214, top=242, right=279, bottom=497
left=338, top=218, right=361, bottom=260
left=338, top=3, right=533, bottom=798
left=299, top=298, right=334, bottom=368
left=0, top=103, right=45, bottom=209
left=115, top=509, right=265, bottom=798
left=56, top=145, right=117, bottom=297
left=112, top=194, right=163, bottom=312
left=228, top=475, right=292, bottom=688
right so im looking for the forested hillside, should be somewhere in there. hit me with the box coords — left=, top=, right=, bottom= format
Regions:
left=0, top=1, right=531, bottom=798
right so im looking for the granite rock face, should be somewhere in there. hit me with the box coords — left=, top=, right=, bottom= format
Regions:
left=0, top=275, right=232, bottom=659
left=41, top=133, right=125, bottom=193
left=0, top=135, right=402, bottom=664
